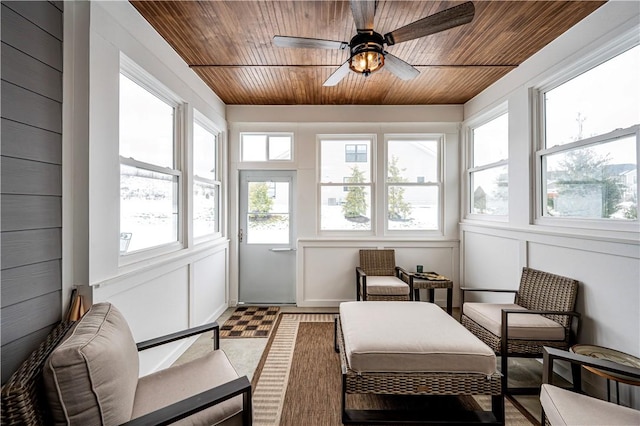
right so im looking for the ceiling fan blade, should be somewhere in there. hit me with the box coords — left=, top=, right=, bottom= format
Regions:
left=273, top=36, right=348, bottom=50
left=384, top=53, right=420, bottom=81
left=323, top=61, right=351, bottom=86
left=350, top=0, right=377, bottom=31
left=384, top=1, right=475, bottom=46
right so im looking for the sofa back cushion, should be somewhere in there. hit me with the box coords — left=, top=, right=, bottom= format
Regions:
left=43, top=303, right=139, bottom=425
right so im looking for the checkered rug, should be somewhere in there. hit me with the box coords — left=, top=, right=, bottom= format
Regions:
left=220, top=306, right=280, bottom=338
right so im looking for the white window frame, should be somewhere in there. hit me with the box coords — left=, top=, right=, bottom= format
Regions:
left=534, top=35, right=640, bottom=232
left=118, top=57, right=185, bottom=264
left=239, top=132, right=294, bottom=162
left=384, top=134, right=444, bottom=235
left=317, top=134, right=376, bottom=235
left=192, top=109, right=222, bottom=242
left=465, top=107, right=509, bottom=221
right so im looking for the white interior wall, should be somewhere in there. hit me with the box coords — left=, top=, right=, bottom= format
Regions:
left=227, top=108, right=464, bottom=307
left=461, top=1, right=640, bottom=407
left=64, top=1, right=232, bottom=375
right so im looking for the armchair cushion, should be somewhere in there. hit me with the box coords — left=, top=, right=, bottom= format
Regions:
left=540, top=383, right=640, bottom=425
left=43, top=303, right=139, bottom=425
left=364, top=276, right=410, bottom=296
left=132, top=350, right=243, bottom=425
left=463, top=302, right=565, bottom=340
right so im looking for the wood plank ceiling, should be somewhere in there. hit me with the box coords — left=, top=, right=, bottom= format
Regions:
left=130, top=1, right=605, bottom=105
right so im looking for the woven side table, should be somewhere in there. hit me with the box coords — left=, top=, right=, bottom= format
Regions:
left=413, top=272, right=453, bottom=315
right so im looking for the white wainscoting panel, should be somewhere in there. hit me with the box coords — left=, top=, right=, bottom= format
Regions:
left=528, top=242, right=640, bottom=355
left=192, top=249, right=228, bottom=326
left=298, top=240, right=460, bottom=307
left=462, top=230, right=521, bottom=303
left=94, top=266, right=190, bottom=376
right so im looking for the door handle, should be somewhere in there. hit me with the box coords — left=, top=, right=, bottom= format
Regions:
left=269, top=248, right=297, bottom=252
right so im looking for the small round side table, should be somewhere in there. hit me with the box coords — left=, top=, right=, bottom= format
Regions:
left=570, top=344, right=640, bottom=404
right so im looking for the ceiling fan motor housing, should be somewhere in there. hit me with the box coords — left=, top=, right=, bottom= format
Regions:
left=349, top=31, right=385, bottom=76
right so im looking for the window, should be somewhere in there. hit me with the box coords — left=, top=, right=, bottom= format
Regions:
left=119, top=72, right=181, bottom=254
left=538, top=44, right=639, bottom=222
left=193, top=114, right=220, bottom=239
left=319, top=137, right=373, bottom=231
left=468, top=113, right=509, bottom=217
left=240, top=133, right=292, bottom=161
left=386, top=137, right=442, bottom=231
left=345, top=144, right=367, bottom=162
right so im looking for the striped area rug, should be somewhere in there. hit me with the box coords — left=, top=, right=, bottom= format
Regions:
left=251, top=313, right=537, bottom=426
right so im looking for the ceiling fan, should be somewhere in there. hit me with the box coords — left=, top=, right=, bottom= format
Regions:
left=273, top=0, right=475, bottom=86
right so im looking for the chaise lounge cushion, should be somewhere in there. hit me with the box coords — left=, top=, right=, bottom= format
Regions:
left=540, top=384, right=640, bottom=425
left=43, top=303, right=139, bottom=425
left=340, top=301, right=496, bottom=374
left=132, top=350, right=244, bottom=425
left=463, top=302, right=565, bottom=340
left=364, top=276, right=410, bottom=296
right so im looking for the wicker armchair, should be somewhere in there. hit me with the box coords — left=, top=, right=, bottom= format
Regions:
left=356, top=249, right=414, bottom=301
left=460, top=267, right=580, bottom=395
left=1, top=303, right=252, bottom=426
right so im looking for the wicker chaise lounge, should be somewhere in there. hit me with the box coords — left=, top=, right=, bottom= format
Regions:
left=336, top=301, right=504, bottom=424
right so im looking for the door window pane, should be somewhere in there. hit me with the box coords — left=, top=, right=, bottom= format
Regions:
left=247, top=181, right=290, bottom=244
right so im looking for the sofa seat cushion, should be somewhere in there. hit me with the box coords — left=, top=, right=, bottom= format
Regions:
left=463, top=303, right=565, bottom=340
left=365, top=276, right=410, bottom=295
left=339, top=301, right=496, bottom=374
left=43, top=303, right=139, bottom=426
left=132, top=350, right=243, bottom=425
left=540, top=384, right=640, bottom=425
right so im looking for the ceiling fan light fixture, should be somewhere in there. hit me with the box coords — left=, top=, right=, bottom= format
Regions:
left=349, top=48, right=384, bottom=76
left=348, top=32, right=385, bottom=77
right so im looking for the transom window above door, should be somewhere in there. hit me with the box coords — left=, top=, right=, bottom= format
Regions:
left=240, top=133, right=293, bottom=162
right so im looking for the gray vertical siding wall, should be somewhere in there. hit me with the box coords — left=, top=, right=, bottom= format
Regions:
left=1, top=1, right=63, bottom=384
